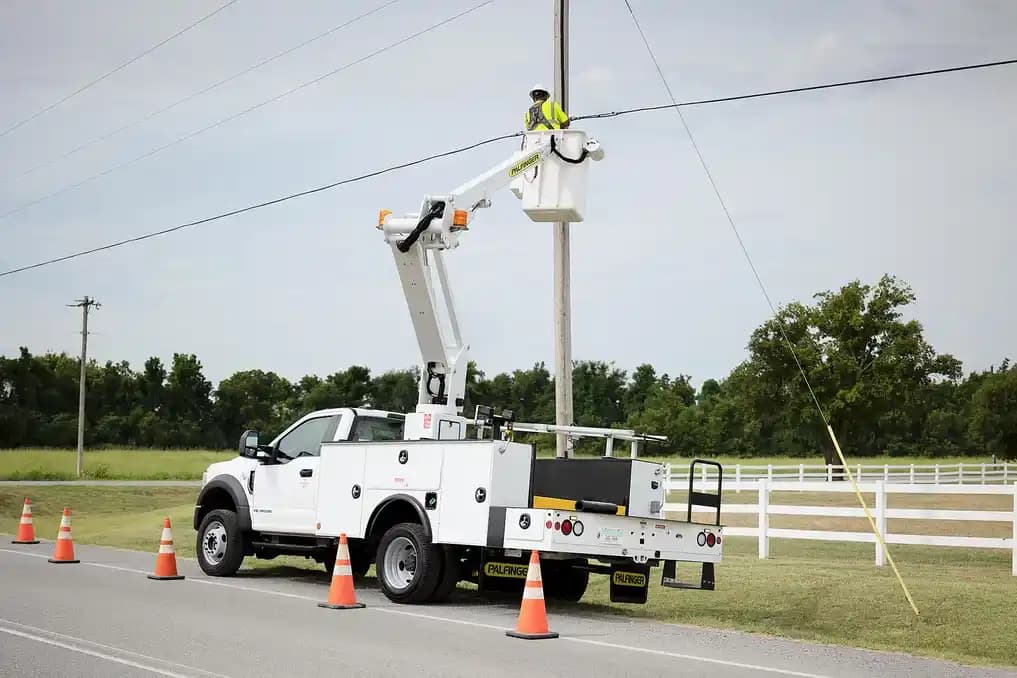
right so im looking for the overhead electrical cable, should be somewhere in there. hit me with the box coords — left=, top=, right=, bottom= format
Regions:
left=622, top=0, right=921, bottom=615
left=571, top=57, right=1017, bottom=122
left=0, top=0, right=239, bottom=140
left=1, top=0, right=402, bottom=184
left=0, top=132, right=522, bottom=278
left=0, top=0, right=497, bottom=221
left=2, top=53, right=1015, bottom=278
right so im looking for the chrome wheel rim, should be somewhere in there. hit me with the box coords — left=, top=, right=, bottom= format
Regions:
left=383, top=536, right=417, bottom=591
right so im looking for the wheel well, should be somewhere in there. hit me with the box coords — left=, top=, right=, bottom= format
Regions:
left=195, top=487, right=236, bottom=526
left=366, top=496, right=431, bottom=543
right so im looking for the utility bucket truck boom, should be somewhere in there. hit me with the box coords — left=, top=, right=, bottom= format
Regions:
left=193, top=130, right=724, bottom=606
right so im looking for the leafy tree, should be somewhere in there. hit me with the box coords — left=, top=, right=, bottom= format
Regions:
left=969, top=361, right=1017, bottom=460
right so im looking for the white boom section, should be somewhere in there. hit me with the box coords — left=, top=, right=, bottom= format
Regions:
left=378, top=130, right=605, bottom=440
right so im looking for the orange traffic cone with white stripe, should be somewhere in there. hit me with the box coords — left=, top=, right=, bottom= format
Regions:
left=506, top=550, right=558, bottom=640
left=148, top=517, right=184, bottom=580
left=317, top=533, right=365, bottom=610
left=48, top=507, right=79, bottom=564
left=11, top=497, right=40, bottom=544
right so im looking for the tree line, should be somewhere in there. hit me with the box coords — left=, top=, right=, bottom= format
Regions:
left=1, top=275, right=1014, bottom=459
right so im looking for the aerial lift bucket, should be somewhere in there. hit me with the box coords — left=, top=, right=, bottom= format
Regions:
left=513, top=130, right=600, bottom=223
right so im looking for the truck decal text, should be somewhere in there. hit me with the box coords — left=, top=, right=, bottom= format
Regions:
left=483, top=562, right=529, bottom=579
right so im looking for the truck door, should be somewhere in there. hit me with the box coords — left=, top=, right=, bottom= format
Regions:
left=250, top=414, right=339, bottom=534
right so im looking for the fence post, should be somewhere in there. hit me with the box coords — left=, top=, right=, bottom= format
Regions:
left=701, top=464, right=707, bottom=483
left=857, top=464, right=862, bottom=481
left=981, top=463, right=986, bottom=484
left=875, top=481, right=887, bottom=567
left=909, top=464, right=915, bottom=484
left=630, top=440, right=638, bottom=459
left=758, top=478, right=769, bottom=559
left=883, top=464, right=889, bottom=482
left=605, top=436, right=613, bottom=457
left=767, top=464, right=773, bottom=482
left=827, top=464, right=833, bottom=482
left=935, top=464, right=940, bottom=484
left=1011, top=482, right=1016, bottom=577
left=959, top=462, right=964, bottom=485
left=799, top=463, right=805, bottom=482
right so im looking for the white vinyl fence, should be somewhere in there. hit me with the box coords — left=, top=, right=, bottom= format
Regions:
left=667, top=462, right=1016, bottom=486
left=663, top=480, right=1017, bottom=575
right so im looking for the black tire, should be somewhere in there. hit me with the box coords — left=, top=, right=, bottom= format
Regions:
left=375, top=523, right=442, bottom=604
left=196, top=508, right=246, bottom=576
left=429, top=545, right=462, bottom=603
left=322, top=540, right=371, bottom=577
left=544, top=559, right=589, bottom=602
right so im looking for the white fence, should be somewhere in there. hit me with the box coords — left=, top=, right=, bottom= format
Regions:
left=667, top=462, right=1016, bottom=486
left=663, top=480, right=1017, bottom=575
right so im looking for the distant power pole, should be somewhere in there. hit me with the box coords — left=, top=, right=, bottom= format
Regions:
left=68, top=296, right=100, bottom=477
left=553, top=0, right=573, bottom=458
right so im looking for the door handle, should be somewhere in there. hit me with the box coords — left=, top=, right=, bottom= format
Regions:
left=299, top=468, right=313, bottom=478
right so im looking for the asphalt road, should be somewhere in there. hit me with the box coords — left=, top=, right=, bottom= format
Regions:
left=1, top=542, right=1013, bottom=678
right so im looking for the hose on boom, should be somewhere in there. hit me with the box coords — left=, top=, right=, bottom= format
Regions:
left=396, top=201, right=446, bottom=252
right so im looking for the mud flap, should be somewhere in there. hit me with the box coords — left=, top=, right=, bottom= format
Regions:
left=478, top=550, right=529, bottom=594
left=609, top=562, right=650, bottom=604
left=661, top=560, right=715, bottom=591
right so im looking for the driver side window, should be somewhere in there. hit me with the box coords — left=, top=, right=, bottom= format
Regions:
left=276, top=416, right=337, bottom=459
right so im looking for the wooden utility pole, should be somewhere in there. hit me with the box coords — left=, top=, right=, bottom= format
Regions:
left=68, top=296, right=100, bottom=476
left=553, top=0, right=573, bottom=458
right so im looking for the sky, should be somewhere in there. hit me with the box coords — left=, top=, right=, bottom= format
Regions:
left=1, top=0, right=1015, bottom=388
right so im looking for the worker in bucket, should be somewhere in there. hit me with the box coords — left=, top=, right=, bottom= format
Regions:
left=525, top=83, right=570, bottom=131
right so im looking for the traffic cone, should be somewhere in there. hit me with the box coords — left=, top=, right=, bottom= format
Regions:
left=48, top=507, right=79, bottom=564
left=11, top=497, right=40, bottom=544
left=148, top=517, right=184, bottom=580
left=317, top=534, right=365, bottom=610
left=506, top=550, right=558, bottom=640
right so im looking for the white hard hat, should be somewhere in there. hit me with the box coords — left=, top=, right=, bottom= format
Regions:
left=530, top=83, right=550, bottom=96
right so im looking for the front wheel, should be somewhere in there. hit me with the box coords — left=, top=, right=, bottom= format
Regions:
left=196, top=509, right=246, bottom=576
left=375, top=523, right=441, bottom=604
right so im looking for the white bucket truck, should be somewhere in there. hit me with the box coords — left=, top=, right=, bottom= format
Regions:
left=193, top=130, right=724, bottom=604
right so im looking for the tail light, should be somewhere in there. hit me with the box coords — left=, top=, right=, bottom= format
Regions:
left=706, top=532, right=716, bottom=548
left=561, top=519, right=573, bottom=536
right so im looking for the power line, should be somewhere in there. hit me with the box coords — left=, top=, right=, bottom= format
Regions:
left=0, top=0, right=239, bottom=141
left=1, top=0, right=401, bottom=185
left=0, top=0, right=497, bottom=222
left=571, top=57, right=1017, bottom=122
left=623, top=0, right=921, bottom=615
left=2, top=51, right=1015, bottom=279
left=0, top=132, right=521, bottom=278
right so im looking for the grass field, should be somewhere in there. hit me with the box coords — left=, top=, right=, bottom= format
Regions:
left=0, top=447, right=993, bottom=481
left=1, top=485, right=1014, bottom=668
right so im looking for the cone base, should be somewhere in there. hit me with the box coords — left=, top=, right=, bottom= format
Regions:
left=317, top=602, right=366, bottom=610
left=12, top=539, right=40, bottom=544
left=506, top=630, right=559, bottom=640
left=48, top=558, right=79, bottom=564
left=148, top=574, right=185, bottom=580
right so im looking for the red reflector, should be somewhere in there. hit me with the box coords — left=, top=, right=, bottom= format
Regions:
left=545, top=520, right=553, bottom=529
left=561, top=519, right=572, bottom=536
left=554, top=521, right=561, bottom=531
left=706, top=532, right=716, bottom=547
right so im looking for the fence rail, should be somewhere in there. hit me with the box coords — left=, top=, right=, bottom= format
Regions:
left=662, top=480, right=1017, bottom=575
left=666, top=462, right=1015, bottom=486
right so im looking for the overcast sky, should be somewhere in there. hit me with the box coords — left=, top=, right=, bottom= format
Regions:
left=1, top=0, right=1015, bottom=388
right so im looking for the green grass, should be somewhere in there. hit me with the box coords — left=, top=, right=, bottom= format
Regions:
left=0, top=448, right=233, bottom=480
left=2, top=485, right=1014, bottom=668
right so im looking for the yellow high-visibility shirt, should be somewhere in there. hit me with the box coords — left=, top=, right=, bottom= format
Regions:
left=524, top=100, right=569, bottom=131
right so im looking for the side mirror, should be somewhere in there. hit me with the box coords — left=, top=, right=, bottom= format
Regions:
left=239, top=429, right=259, bottom=457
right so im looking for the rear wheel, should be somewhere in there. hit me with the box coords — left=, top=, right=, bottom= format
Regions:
left=375, top=523, right=442, bottom=604
left=543, top=558, right=589, bottom=602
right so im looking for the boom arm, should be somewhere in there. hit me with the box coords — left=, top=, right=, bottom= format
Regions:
left=377, top=131, right=604, bottom=440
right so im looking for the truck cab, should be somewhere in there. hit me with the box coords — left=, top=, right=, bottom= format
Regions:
left=194, top=408, right=405, bottom=575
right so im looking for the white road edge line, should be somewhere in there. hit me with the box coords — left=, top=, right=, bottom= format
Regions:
left=0, top=547, right=833, bottom=678
left=0, top=625, right=217, bottom=678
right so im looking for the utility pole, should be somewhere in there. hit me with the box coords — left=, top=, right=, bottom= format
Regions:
left=553, top=0, right=573, bottom=458
left=68, top=296, right=100, bottom=477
